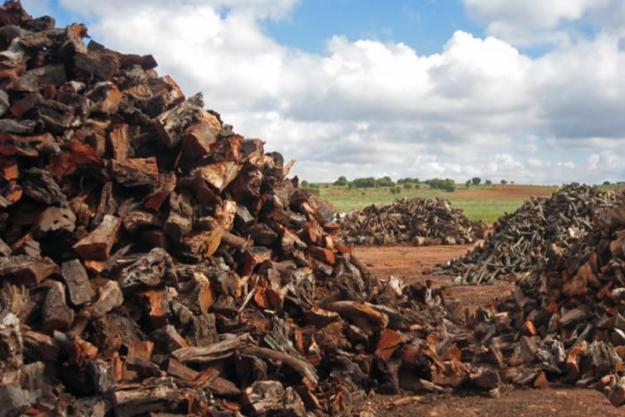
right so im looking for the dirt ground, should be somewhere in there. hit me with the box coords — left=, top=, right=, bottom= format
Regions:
left=354, top=244, right=514, bottom=308
left=354, top=244, right=619, bottom=417
left=451, top=184, right=555, bottom=201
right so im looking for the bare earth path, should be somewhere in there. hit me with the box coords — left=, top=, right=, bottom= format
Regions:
left=354, top=245, right=619, bottom=417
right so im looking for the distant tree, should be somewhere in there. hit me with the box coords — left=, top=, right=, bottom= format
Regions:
left=500, top=179, right=508, bottom=185
left=471, top=177, right=482, bottom=186
left=376, top=176, right=395, bottom=187
left=426, top=178, right=456, bottom=192
left=603, top=181, right=611, bottom=186
left=334, top=176, right=348, bottom=186
left=485, top=179, right=493, bottom=185
left=352, top=177, right=377, bottom=188
left=301, top=180, right=309, bottom=187
left=390, top=186, right=401, bottom=194
left=465, top=180, right=471, bottom=187
left=398, top=177, right=419, bottom=185
left=403, top=183, right=413, bottom=189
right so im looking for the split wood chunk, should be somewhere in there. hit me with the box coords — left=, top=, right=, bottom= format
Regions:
left=74, top=50, right=121, bottom=81
left=13, top=64, right=66, bottom=92
left=34, top=206, right=76, bottom=238
left=139, top=289, right=169, bottom=328
left=155, top=101, right=204, bottom=148
left=111, top=157, right=159, bottom=187
left=73, top=215, right=121, bottom=261
left=120, top=248, right=172, bottom=290
left=61, top=260, right=94, bottom=306
left=192, top=161, right=241, bottom=192
left=88, top=280, right=123, bottom=318
left=86, top=82, right=122, bottom=114
left=22, top=167, right=65, bottom=204
left=309, top=246, right=336, bottom=266
left=112, top=381, right=182, bottom=417
left=609, top=377, right=625, bottom=407
left=108, top=123, right=130, bottom=161
left=182, top=117, right=218, bottom=158
left=0, top=255, right=58, bottom=286
left=42, top=281, right=75, bottom=332
left=144, top=172, right=176, bottom=212
left=173, top=333, right=251, bottom=363
left=245, top=381, right=307, bottom=417
left=325, top=301, right=389, bottom=335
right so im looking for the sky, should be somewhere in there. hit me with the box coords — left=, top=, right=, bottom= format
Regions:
left=22, top=0, right=625, bottom=184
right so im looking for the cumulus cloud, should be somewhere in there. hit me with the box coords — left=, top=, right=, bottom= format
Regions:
left=26, top=0, right=625, bottom=184
left=462, top=0, right=625, bottom=46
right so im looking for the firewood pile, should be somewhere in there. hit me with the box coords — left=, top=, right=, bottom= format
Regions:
left=0, top=3, right=502, bottom=416
left=339, top=198, right=485, bottom=246
left=467, top=202, right=625, bottom=406
left=436, top=185, right=619, bottom=284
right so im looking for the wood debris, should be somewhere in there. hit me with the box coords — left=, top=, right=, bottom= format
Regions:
left=340, top=197, right=485, bottom=246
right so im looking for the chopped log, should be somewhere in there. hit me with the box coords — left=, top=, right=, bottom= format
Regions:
left=23, top=330, right=59, bottom=362
left=0, top=255, right=58, bottom=286
left=119, top=248, right=172, bottom=290
left=309, top=246, right=336, bottom=266
left=22, top=167, right=65, bottom=204
left=182, top=116, right=218, bottom=158
left=42, top=280, right=75, bottom=332
left=0, top=238, right=10, bottom=256
left=88, top=280, right=123, bottom=318
left=61, top=259, right=95, bottom=306
left=108, top=123, right=130, bottom=161
left=112, top=381, right=182, bottom=417
left=470, top=368, right=501, bottom=390
left=34, top=205, right=76, bottom=238
left=167, top=357, right=198, bottom=382
left=240, top=345, right=318, bottom=385
left=609, top=377, right=625, bottom=407
left=173, top=333, right=250, bottom=363
left=111, top=157, right=159, bottom=187
left=75, top=49, right=121, bottom=81
left=245, top=381, right=307, bottom=417
left=155, top=101, right=204, bottom=148
left=122, top=210, right=162, bottom=234
left=375, top=329, right=405, bottom=361
left=144, top=172, right=176, bottom=212
left=13, top=64, right=66, bottom=92
left=139, top=289, right=169, bottom=328
left=87, top=82, right=122, bottom=114
left=74, top=215, right=121, bottom=261
left=324, top=301, right=389, bottom=334
left=192, top=161, right=241, bottom=192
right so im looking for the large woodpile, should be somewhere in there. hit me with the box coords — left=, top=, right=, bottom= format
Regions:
left=0, top=3, right=502, bottom=416
left=468, top=202, right=625, bottom=406
left=340, top=198, right=485, bottom=246
left=436, top=185, right=619, bottom=284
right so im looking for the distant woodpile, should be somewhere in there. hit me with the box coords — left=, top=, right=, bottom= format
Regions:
left=339, top=197, right=486, bottom=246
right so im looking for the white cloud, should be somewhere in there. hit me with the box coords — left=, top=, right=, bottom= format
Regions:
left=58, top=0, right=298, bottom=20
left=27, top=1, right=625, bottom=184
left=462, top=0, right=625, bottom=46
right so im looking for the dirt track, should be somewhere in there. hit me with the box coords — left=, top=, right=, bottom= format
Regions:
left=354, top=245, right=619, bottom=417
left=354, top=244, right=514, bottom=308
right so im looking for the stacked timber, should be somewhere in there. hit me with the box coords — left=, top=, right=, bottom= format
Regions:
left=340, top=198, right=485, bottom=246
left=437, top=185, right=619, bottom=284
left=0, top=3, right=502, bottom=416
left=467, top=202, right=625, bottom=406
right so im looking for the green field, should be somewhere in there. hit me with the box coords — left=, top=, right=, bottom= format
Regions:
left=315, top=184, right=558, bottom=223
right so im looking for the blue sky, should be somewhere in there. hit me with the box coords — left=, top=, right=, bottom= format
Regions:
left=25, top=0, right=625, bottom=184
left=264, top=0, right=484, bottom=55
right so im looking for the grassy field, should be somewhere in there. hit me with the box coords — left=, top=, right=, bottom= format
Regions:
left=316, top=184, right=558, bottom=223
